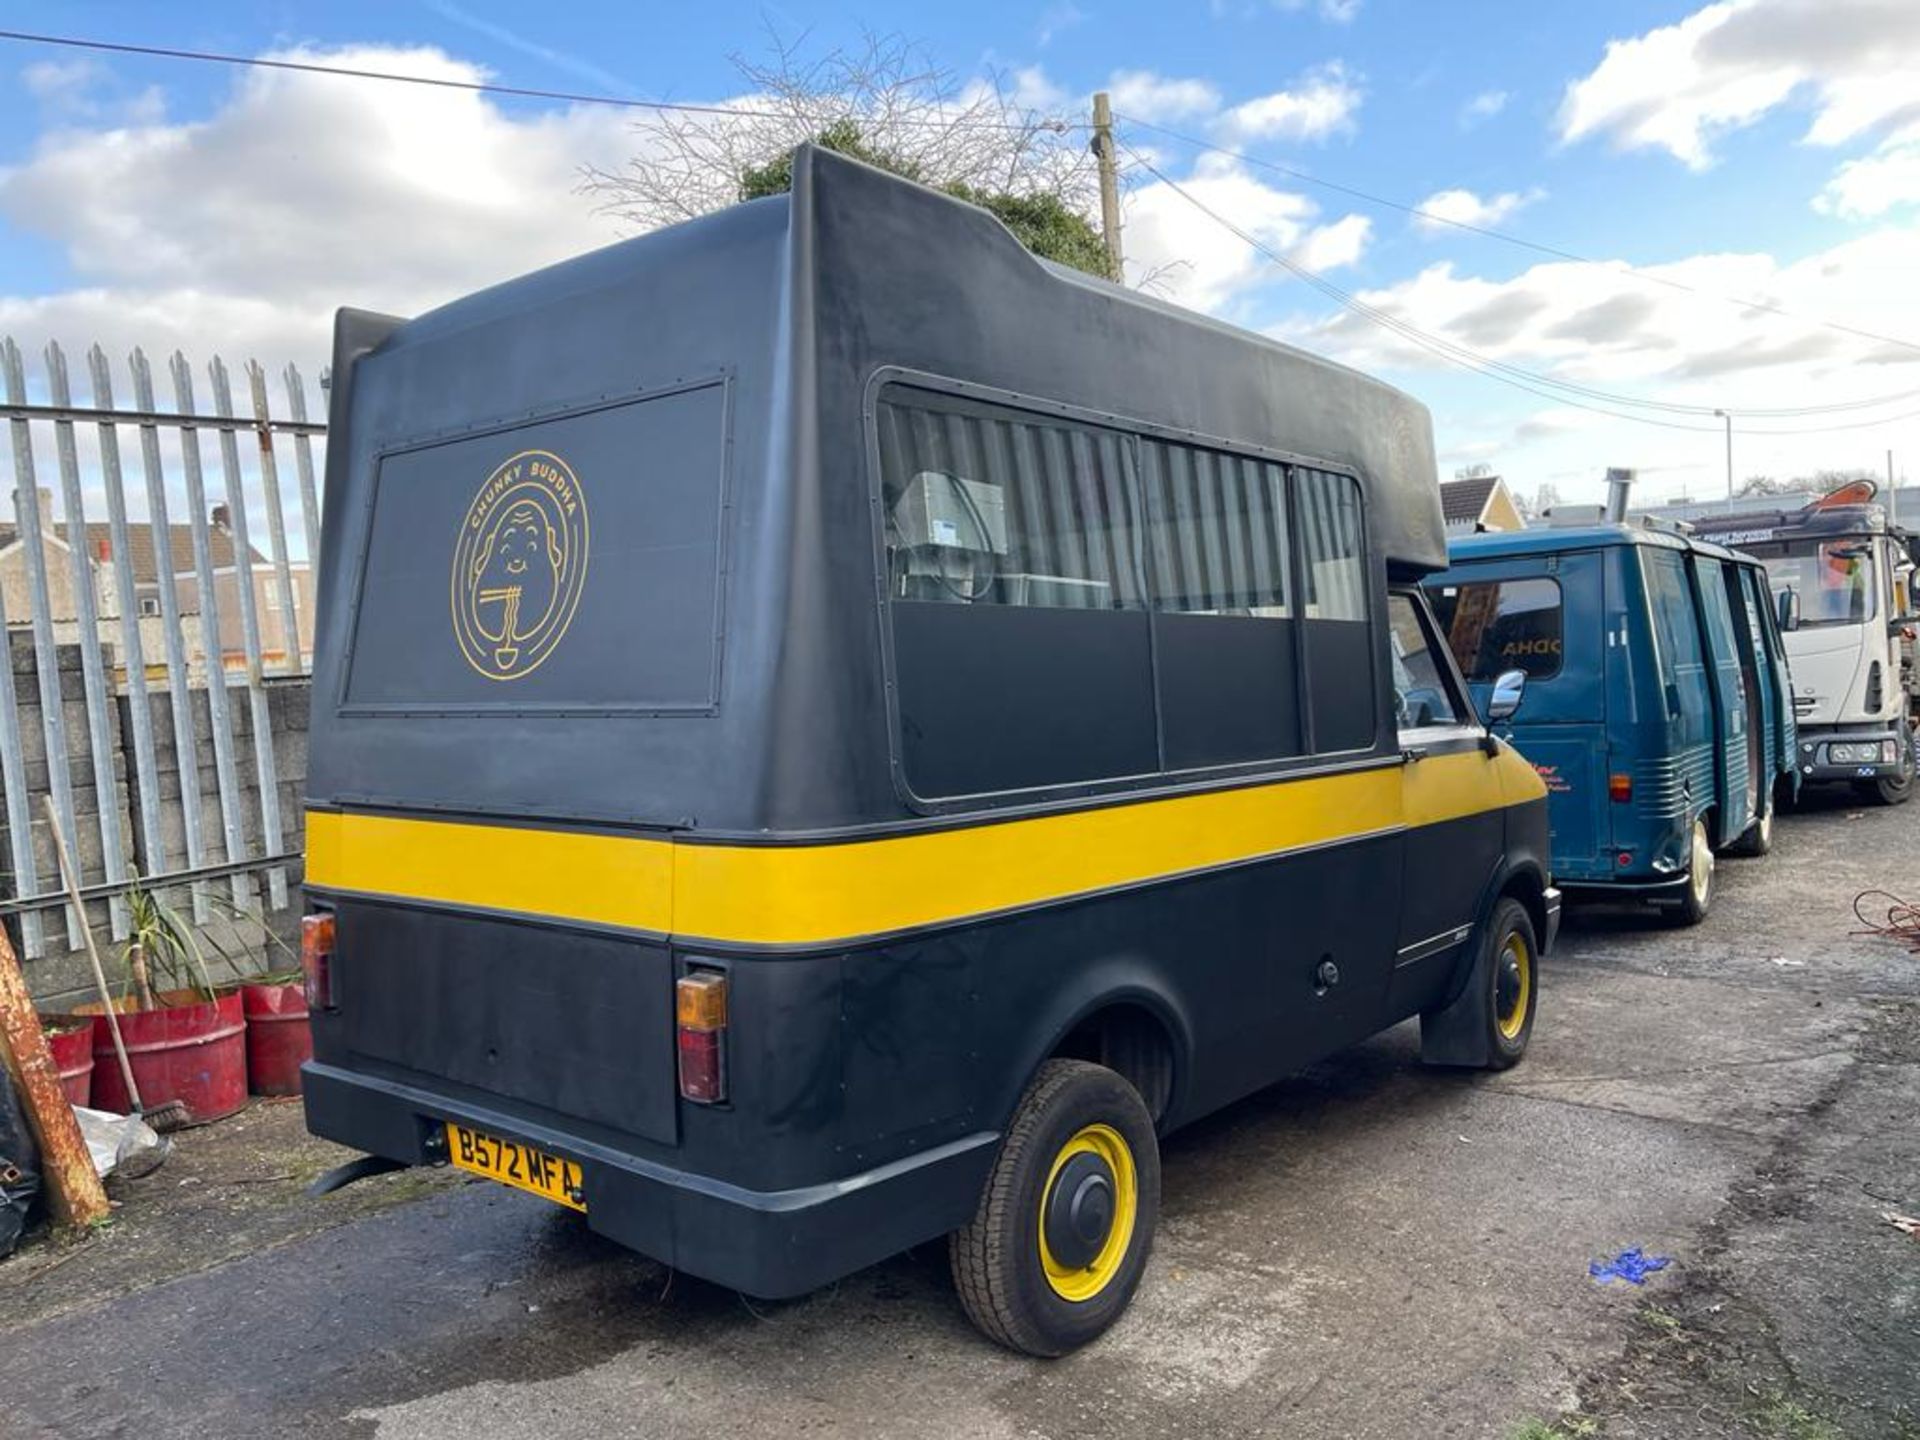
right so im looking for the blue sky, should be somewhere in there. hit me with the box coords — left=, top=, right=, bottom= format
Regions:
left=2, top=0, right=1917, bottom=504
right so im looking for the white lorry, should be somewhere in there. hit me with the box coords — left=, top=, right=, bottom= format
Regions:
left=1694, top=482, right=1920, bottom=805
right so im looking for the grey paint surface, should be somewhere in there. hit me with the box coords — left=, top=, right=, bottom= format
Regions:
left=3, top=788, right=1915, bottom=1438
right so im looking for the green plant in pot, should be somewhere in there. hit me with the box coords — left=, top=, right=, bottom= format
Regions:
left=77, top=876, right=250, bottom=1126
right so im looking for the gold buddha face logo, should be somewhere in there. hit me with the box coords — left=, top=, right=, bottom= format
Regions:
left=450, top=450, right=590, bottom=680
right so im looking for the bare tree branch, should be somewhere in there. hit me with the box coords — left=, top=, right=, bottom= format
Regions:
left=578, top=32, right=1096, bottom=239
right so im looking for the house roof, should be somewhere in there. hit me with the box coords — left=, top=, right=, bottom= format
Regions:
left=0, top=522, right=265, bottom=583
left=1440, top=475, right=1502, bottom=526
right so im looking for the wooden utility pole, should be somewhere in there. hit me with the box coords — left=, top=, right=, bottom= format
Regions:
left=1091, top=92, right=1124, bottom=283
left=0, top=926, right=108, bottom=1228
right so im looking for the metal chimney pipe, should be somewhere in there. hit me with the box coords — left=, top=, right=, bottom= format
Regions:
left=1604, top=467, right=1636, bottom=523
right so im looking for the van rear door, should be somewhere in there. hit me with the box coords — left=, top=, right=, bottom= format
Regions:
left=1429, top=554, right=1609, bottom=881
left=1689, top=555, right=1758, bottom=845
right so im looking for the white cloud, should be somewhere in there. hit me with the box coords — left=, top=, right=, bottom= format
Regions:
left=1107, top=70, right=1222, bottom=123
left=1266, top=0, right=1363, bottom=21
left=1220, top=63, right=1362, bottom=142
left=1037, top=1, right=1089, bottom=47
left=1460, top=89, right=1508, bottom=126
left=0, top=45, right=640, bottom=367
left=1280, top=222, right=1920, bottom=502
left=1122, top=153, right=1367, bottom=311
left=1558, top=0, right=1920, bottom=170
left=1291, top=213, right=1371, bottom=272
left=1413, top=187, right=1544, bottom=234
left=1817, top=122, right=1920, bottom=218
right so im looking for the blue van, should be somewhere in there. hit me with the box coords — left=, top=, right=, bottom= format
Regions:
left=1423, top=525, right=1796, bottom=924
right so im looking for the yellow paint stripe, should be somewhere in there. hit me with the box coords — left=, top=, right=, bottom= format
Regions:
left=306, top=809, right=676, bottom=933
left=306, top=749, right=1534, bottom=947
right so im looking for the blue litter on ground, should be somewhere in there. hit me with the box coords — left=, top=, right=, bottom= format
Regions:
left=1590, top=1248, right=1674, bottom=1285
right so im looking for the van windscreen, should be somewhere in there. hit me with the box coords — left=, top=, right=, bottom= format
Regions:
left=1748, top=538, right=1876, bottom=627
left=1430, top=576, right=1563, bottom=681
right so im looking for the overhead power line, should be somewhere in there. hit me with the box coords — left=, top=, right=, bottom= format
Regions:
left=0, top=29, right=1084, bottom=133
left=1120, top=144, right=1920, bottom=439
left=1115, top=111, right=1920, bottom=367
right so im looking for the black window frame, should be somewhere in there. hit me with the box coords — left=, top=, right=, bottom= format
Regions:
left=862, top=367, right=1389, bottom=815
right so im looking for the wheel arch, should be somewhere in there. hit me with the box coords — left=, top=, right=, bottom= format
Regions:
left=1001, top=965, right=1194, bottom=1134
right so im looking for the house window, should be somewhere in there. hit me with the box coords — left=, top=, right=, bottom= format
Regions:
left=138, top=597, right=160, bottom=617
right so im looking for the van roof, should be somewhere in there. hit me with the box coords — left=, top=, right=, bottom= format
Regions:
left=1442, top=522, right=1753, bottom=568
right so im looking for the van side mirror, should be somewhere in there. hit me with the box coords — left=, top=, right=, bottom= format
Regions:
left=1486, top=668, right=1527, bottom=723
left=1775, top=588, right=1800, bottom=633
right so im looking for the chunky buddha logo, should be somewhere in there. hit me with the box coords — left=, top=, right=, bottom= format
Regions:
left=450, top=450, right=590, bottom=681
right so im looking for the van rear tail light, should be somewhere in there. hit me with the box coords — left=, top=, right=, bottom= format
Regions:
left=1608, top=773, right=1633, bottom=803
left=676, top=971, right=729, bottom=1105
left=301, top=912, right=336, bottom=1010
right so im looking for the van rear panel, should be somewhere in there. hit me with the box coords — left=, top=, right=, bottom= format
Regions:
left=331, top=900, right=679, bottom=1147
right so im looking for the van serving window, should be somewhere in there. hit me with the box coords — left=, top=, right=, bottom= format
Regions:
left=1140, top=440, right=1301, bottom=768
left=1430, top=577, right=1564, bottom=681
left=876, top=386, right=1157, bottom=798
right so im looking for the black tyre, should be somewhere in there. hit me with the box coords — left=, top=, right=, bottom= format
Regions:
left=1725, top=793, right=1774, bottom=856
left=1480, top=898, right=1538, bottom=1068
left=1664, top=817, right=1714, bottom=926
left=950, top=1059, right=1160, bottom=1357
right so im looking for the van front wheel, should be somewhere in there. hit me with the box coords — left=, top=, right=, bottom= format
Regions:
left=950, top=1059, right=1160, bottom=1357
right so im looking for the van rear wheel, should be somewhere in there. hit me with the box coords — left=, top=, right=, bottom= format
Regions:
left=1726, top=794, right=1774, bottom=856
left=1665, top=817, right=1715, bottom=926
left=950, top=1059, right=1160, bottom=1357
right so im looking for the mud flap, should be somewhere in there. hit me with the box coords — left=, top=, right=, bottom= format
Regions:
left=1418, top=932, right=1494, bottom=1068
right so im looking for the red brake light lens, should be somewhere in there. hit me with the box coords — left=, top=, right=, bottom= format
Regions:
left=1608, top=773, right=1633, bottom=804
left=676, top=971, right=728, bottom=1105
left=301, top=912, right=336, bottom=1010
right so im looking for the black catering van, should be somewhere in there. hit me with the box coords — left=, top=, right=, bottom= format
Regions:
left=302, top=146, right=1560, bottom=1355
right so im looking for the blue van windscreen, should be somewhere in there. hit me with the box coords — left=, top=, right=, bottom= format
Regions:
left=341, top=382, right=726, bottom=712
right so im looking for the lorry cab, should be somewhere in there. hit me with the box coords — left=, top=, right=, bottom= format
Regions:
left=1692, top=483, right=1920, bottom=805
left=301, top=146, right=1557, bottom=1357
left=1426, top=524, right=1795, bottom=924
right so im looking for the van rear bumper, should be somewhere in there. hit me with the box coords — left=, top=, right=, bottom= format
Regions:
left=302, top=1062, right=998, bottom=1299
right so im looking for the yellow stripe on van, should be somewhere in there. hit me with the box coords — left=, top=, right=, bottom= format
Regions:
left=305, top=810, right=677, bottom=934
left=305, top=748, right=1538, bottom=948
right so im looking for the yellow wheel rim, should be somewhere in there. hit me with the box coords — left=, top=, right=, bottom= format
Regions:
left=1038, top=1123, right=1139, bottom=1302
left=1495, top=931, right=1531, bottom=1041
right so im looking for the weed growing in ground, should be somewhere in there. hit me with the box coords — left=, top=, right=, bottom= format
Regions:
left=1755, top=1396, right=1843, bottom=1440
left=1508, top=1417, right=1599, bottom=1439
left=1636, top=1304, right=1684, bottom=1338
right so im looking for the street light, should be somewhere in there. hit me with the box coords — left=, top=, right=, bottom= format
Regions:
left=1713, top=408, right=1733, bottom=510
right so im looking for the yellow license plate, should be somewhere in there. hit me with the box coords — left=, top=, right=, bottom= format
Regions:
left=446, top=1123, right=585, bottom=1212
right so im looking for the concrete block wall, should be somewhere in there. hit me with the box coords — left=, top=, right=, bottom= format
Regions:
left=3, top=628, right=311, bottom=1009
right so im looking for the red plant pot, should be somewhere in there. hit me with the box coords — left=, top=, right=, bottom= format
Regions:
left=40, top=1017, right=95, bottom=1108
left=240, top=980, right=312, bottom=1097
left=85, top=989, right=248, bottom=1124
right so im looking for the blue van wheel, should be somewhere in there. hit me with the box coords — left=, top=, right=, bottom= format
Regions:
left=1665, top=818, right=1715, bottom=926
left=1726, top=795, right=1774, bottom=857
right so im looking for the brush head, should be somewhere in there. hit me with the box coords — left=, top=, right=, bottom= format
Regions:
left=139, top=1100, right=192, bottom=1134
